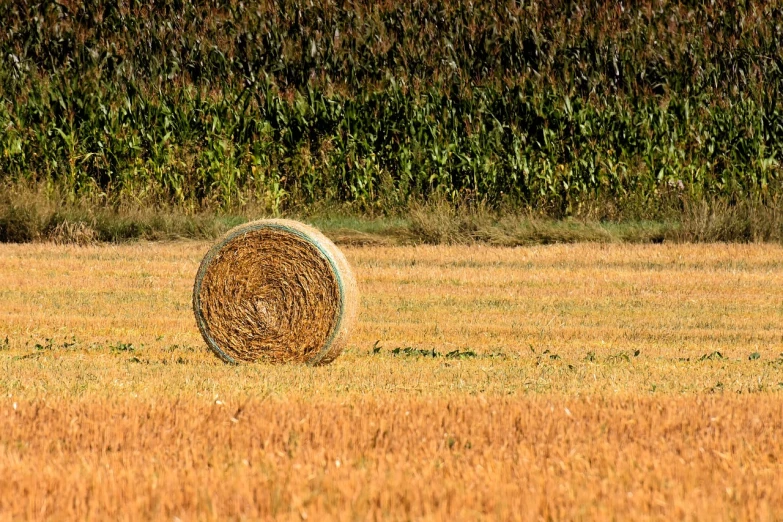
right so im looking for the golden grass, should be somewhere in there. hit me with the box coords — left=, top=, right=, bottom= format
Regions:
left=1, top=242, right=782, bottom=520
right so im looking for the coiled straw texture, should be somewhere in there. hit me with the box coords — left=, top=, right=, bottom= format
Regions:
left=193, top=219, right=358, bottom=365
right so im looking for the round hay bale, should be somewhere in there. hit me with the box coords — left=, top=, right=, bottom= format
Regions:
left=192, top=219, right=358, bottom=365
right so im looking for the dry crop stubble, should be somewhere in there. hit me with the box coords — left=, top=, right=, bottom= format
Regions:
left=0, top=242, right=782, bottom=520
left=1, top=396, right=782, bottom=521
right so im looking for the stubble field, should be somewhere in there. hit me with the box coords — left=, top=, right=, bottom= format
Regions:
left=1, top=241, right=782, bottom=521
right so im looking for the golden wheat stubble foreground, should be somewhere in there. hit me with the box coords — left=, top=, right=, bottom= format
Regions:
left=1, top=396, right=782, bottom=521
left=193, top=219, right=358, bottom=365
left=2, top=243, right=783, bottom=520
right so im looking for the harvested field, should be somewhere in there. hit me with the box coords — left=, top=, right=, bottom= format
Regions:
left=1, top=242, right=782, bottom=520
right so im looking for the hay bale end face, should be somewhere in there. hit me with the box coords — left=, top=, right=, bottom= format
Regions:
left=193, top=219, right=358, bottom=365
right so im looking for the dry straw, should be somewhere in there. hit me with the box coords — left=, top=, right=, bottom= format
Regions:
left=192, top=219, right=358, bottom=365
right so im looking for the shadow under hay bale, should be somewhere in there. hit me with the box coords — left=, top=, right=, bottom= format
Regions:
left=193, top=219, right=358, bottom=365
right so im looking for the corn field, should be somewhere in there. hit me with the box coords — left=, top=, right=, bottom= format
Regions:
left=1, top=0, right=782, bottom=215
